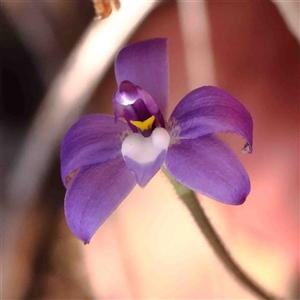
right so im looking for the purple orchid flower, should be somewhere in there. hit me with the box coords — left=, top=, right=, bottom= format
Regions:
left=61, top=38, right=253, bottom=244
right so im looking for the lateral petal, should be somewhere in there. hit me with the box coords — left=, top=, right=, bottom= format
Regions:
left=60, top=114, right=130, bottom=187
left=169, top=86, right=253, bottom=153
left=115, top=38, right=169, bottom=115
left=64, top=156, right=136, bottom=243
left=164, top=135, right=250, bottom=205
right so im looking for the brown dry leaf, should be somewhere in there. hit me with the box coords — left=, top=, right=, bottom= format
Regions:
left=92, top=0, right=121, bottom=19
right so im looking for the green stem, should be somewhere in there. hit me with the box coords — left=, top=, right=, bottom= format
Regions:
left=162, top=168, right=281, bottom=300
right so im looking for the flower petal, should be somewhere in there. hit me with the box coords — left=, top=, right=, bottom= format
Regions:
left=121, top=128, right=170, bottom=187
left=115, top=38, right=169, bottom=115
left=64, top=156, right=136, bottom=243
left=169, top=86, right=253, bottom=152
left=164, top=135, right=250, bottom=205
left=60, top=114, right=130, bottom=187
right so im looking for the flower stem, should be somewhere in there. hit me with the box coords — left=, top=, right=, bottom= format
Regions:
left=162, top=168, right=281, bottom=300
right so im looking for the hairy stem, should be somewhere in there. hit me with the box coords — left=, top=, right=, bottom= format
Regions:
left=162, top=168, right=281, bottom=300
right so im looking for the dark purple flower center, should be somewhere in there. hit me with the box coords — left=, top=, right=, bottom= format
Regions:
left=113, top=80, right=165, bottom=137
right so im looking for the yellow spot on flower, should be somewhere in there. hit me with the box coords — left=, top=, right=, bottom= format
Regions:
left=130, top=115, right=155, bottom=131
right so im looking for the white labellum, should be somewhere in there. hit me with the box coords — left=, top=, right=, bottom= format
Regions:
left=121, top=127, right=170, bottom=164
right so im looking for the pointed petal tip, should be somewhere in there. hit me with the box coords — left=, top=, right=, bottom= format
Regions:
left=239, top=196, right=247, bottom=205
left=214, top=188, right=249, bottom=206
left=206, top=185, right=249, bottom=205
left=83, top=239, right=91, bottom=245
left=231, top=180, right=251, bottom=205
left=135, top=175, right=150, bottom=188
left=66, top=220, right=94, bottom=245
left=228, top=171, right=251, bottom=205
left=242, top=142, right=252, bottom=154
left=123, top=154, right=163, bottom=188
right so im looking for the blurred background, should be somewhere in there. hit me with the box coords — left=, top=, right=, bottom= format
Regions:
left=1, top=0, right=299, bottom=299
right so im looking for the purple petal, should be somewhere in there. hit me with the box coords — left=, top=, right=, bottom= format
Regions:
left=60, top=114, right=130, bottom=187
left=64, top=156, right=136, bottom=243
left=169, top=86, right=253, bottom=153
left=164, top=135, right=250, bottom=205
left=115, top=38, right=169, bottom=115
